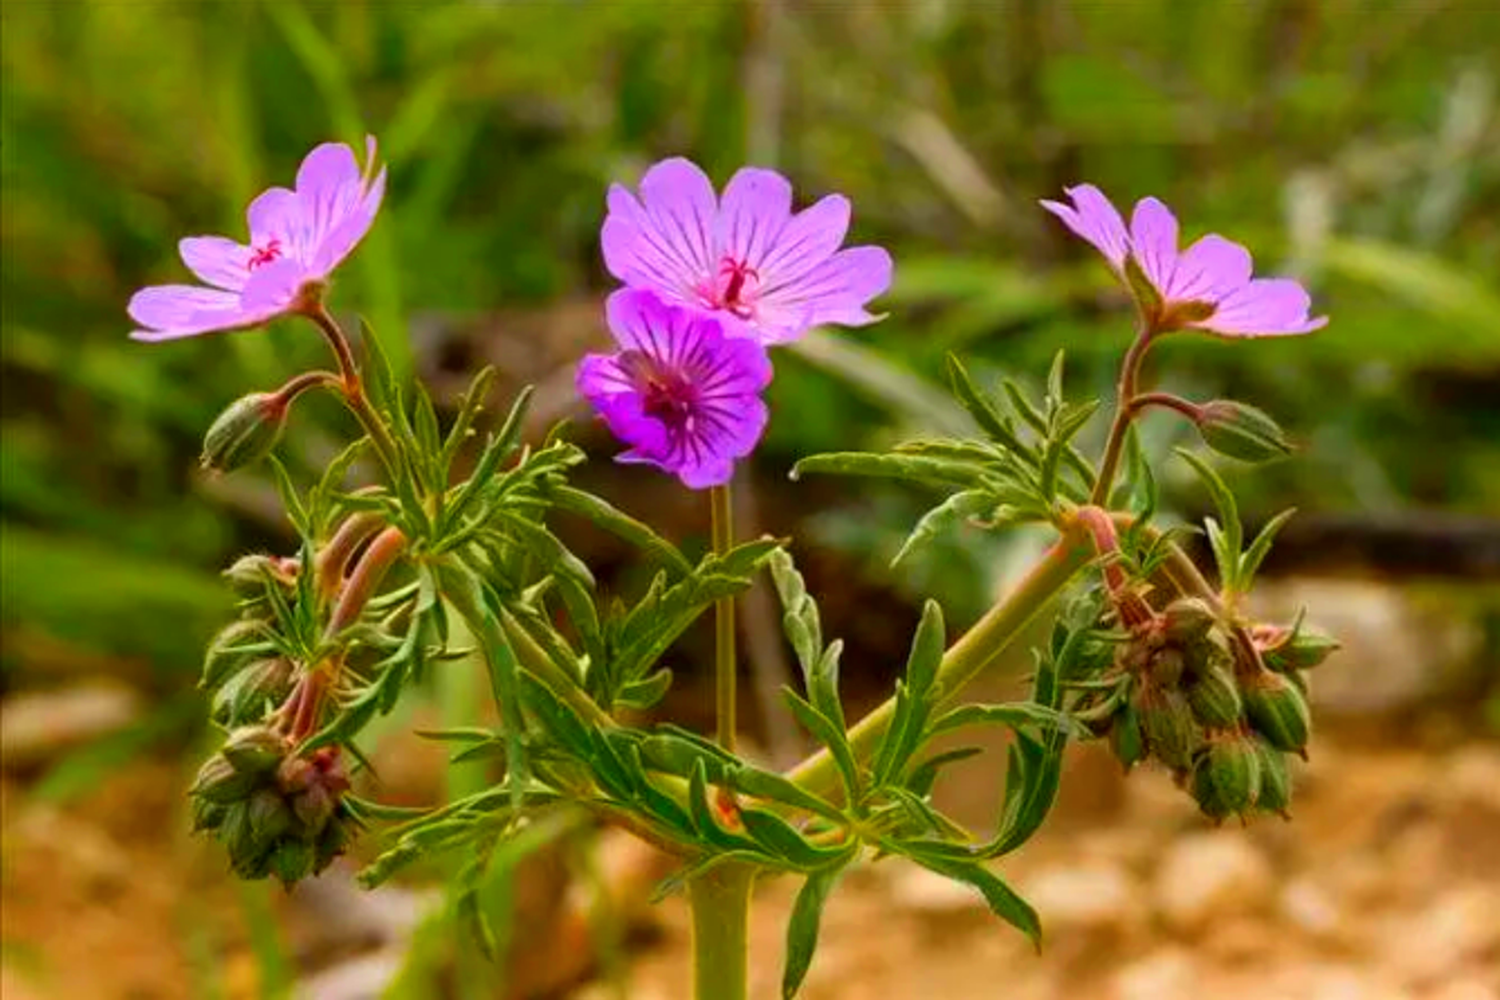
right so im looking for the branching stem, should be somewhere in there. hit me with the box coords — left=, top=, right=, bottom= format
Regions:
left=1090, top=317, right=1156, bottom=505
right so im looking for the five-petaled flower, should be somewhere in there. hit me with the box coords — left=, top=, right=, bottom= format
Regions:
left=576, top=289, right=772, bottom=489
left=1042, top=184, right=1327, bottom=338
left=129, top=137, right=386, bottom=342
left=602, top=157, right=892, bottom=345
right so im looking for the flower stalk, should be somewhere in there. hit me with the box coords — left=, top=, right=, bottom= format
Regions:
left=711, top=482, right=738, bottom=753
left=688, top=862, right=755, bottom=1000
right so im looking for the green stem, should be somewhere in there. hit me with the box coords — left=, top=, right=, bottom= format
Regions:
left=304, top=303, right=401, bottom=473
left=711, top=483, right=737, bottom=753
left=1090, top=317, right=1155, bottom=505
left=687, top=862, right=755, bottom=1000
left=786, top=521, right=1091, bottom=798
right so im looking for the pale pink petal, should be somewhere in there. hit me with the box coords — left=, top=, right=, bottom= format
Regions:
left=127, top=285, right=265, bottom=341
left=1129, top=197, right=1180, bottom=294
left=756, top=194, right=850, bottom=288
left=311, top=163, right=386, bottom=276
left=179, top=237, right=252, bottom=292
left=1040, top=184, right=1129, bottom=270
left=246, top=187, right=302, bottom=254
left=756, top=245, right=893, bottom=343
left=719, top=167, right=793, bottom=270
left=1194, top=278, right=1328, bottom=337
left=239, top=258, right=307, bottom=313
left=1165, top=234, right=1253, bottom=304
left=294, top=142, right=368, bottom=274
left=602, top=158, right=718, bottom=305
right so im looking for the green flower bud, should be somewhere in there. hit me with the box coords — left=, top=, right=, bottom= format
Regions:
left=1109, top=701, right=1145, bottom=772
left=247, top=788, right=294, bottom=846
left=1243, top=671, right=1311, bottom=754
left=222, top=726, right=288, bottom=777
left=291, top=784, right=335, bottom=835
left=223, top=554, right=297, bottom=597
left=1185, top=663, right=1244, bottom=728
left=1253, top=738, right=1293, bottom=817
left=191, top=796, right=228, bottom=833
left=1196, top=399, right=1293, bottom=463
left=1162, top=598, right=1217, bottom=647
left=1149, top=648, right=1186, bottom=687
left=1258, top=623, right=1340, bottom=673
left=1137, top=685, right=1201, bottom=769
left=1192, top=731, right=1262, bottom=822
left=212, top=658, right=294, bottom=728
left=200, top=619, right=269, bottom=692
left=201, top=392, right=288, bottom=474
left=314, top=816, right=351, bottom=874
left=190, top=753, right=261, bottom=804
left=270, top=839, right=318, bottom=887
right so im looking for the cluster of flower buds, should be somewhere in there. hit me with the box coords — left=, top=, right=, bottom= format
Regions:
left=1077, top=597, right=1337, bottom=823
left=190, top=726, right=354, bottom=885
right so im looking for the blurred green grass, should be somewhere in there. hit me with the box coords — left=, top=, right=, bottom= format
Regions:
left=2, top=0, right=1498, bottom=687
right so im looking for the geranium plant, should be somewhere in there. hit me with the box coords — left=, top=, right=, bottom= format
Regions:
left=134, top=141, right=1337, bottom=998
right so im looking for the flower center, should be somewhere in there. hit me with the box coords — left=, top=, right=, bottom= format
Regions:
left=709, top=256, right=760, bottom=319
left=619, top=351, right=697, bottom=429
left=248, top=238, right=284, bottom=271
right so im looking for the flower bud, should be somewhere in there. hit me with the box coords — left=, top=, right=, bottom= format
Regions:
left=222, top=726, right=288, bottom=777
left=1149, top=648, right=1186, bottom=687
left=291, top=784, right=336, bottom=834
left=1257, top=623, right=1340, bottom=673
left=1195, top=399, right=1293, bottom=463
left=1162, top=598, right=1217, bottom=647
left=223, top=554, right=297, bottom=597
left=270, top=839, right=318, bottom=887
left=247, top=788, right=293, bottom=846
left=1192, top=731, right=1262, bottom=822
left=1185, top=663, right=1243, bottom=728
left=191, top=796, right=228, bottom=833
left=1243, top=671, right=1311, bottom=755
left=212, top=658, right=294, bottom=728
left=200, top=619, right=268, bottom=692
left=1253, top=738, right=1293, bottom=817
left=314, top=815, right=351, bottom=873
left=1137, top=684, right=1201, bottom=769
left=1109, top=701, right=1145, bottom=772
left=190, top=753, right=261, bottom=804
left=201, top=392, right=287, bottom=474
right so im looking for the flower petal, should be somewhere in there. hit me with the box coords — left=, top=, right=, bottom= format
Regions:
left=604, top=288, right=682, bottom=359
left=1041, top=184, right=1129, bottom=270
left=1129, top=197, right=1180, bottom=295
left=601, top=158, right=718, bottom=303
left=179, top=236, right=252, bottom=292
left=1164, top=234, right=1253, bottom=305
left=293, top=142, right=374, bottom=278
left=719, top=167, right=793, bottom=270
left=1194, top=278, right=1328, bottom=337
left=311, top=162, right=386, bottom=276
left=756, top=193, right=850, bottom=288
left=239, top=257, right=307, bottom=313
left=127, top=284, right=263, bottom=342
left=246, top=187, right=303, bottom=254
left=756, top=245, right=893, bottom=343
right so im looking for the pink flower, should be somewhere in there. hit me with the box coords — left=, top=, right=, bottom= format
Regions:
left=601, top=157, right=892, bottom=345
left=129, top=138, right=386, bottom=342
left=577, top=289, right=772, bottom=489
left=1041, top=184, right=1327, bottom=338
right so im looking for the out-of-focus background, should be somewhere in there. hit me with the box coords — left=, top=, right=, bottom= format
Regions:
left=3, top=2, right=1499, bottom=998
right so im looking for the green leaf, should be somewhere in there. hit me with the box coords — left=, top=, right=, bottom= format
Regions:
left=782, top=866, right=843, bottom=999
left=729, top=766, right=845, bottom=823
left=906, top=746, right=984, bottom=798
left=927, top=703, right=1077, bottom=740
left=739, top=807, right=842, bottom=869
left=1237, top=507, right=1297, bottom=593
left=265, top=456, right=309, bottom=537
left=897, top=849, right=1040, bottom=948
left=791, top=452, right=990, bottom=490
left=891, top=490, right=995, bottom=567
left=617, top=668, right=673, bottom=710
left=547, top=485, right=693, bottom=576
left=440, top=366, right=497, bottom=474
left=1176, top=448, right=1242, bottom=565
left=871, top=602, right=945, bottom=788
left=945, top=355, right=1030, bottom=458
left=782, top=688, right=861, bottom=804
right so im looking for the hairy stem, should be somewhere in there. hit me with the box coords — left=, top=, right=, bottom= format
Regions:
left=711, top=483, right=738, bottom=753
left=1127, top=391, right=1203, bottom=423
left=1090, top=317, right=1155, bottom=505
left=314, top=512, right=384, bottom=604
left=786, top=521, right=1091, bottom=799
left=688, top=862, right=755, bottom=1000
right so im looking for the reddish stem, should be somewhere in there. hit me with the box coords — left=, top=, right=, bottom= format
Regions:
left=1126, top=391, right=1204, bottom=423
left=314, top=512, right=384, bottom=605
left=1075, top=505, right=1153, bottom=627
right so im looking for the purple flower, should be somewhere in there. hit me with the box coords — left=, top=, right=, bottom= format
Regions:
left=577, top=289, right=772, bottom=489
left=129, top=137, right=386, bottom=342
left=1041, top=184, right=1327, bottom=338
left=601, top=157, right=892, bottom=345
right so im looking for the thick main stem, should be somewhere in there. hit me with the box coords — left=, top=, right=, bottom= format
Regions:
left=710, top=484, right=737, bottom=753
left=688, top=862, right=755, bottom=1000
left=786, top=521, right=1091, bottom=799
left=1089, top=317, right=1155, bottom=505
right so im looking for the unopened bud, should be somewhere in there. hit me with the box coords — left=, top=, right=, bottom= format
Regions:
left=1162, top=598, right=1217, bottom=647
left=1257, top=622, right=1340, bottom=673
left=1185, top=663, right=1243, bottom=728
left=1196, top=399, right=1293, bottom=463
left=201, top=392, right=287, bottom=474
left=247, top=788, right=293, bottom=846
left=1149, top=648, right=1186, bottom=687
left=1243, top=671, right=1311, bottom=754
left=222, top=726, right=288, bottom=777
left=1137, top=685, right=1201, bottom=769
left=223, top=554, right=297, bottom=597
left=212, top=658, right=294, bottom=727
left=314, top=816, right=351, bottom=873
left=270, top=838, right=317, bottom=886
left=1192, top=731, right=1262, bottom=822
left=191, top=796, right=228, bottom=833
left=1109, top=702, right=1145, bottom=772
left=1253, top=738, right=1293, bottom=817
left=201, top=619, right=269, bottom=692
left=190, top=753, right=261, bottom=804
left=292, top=784, right=336, bottom=834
